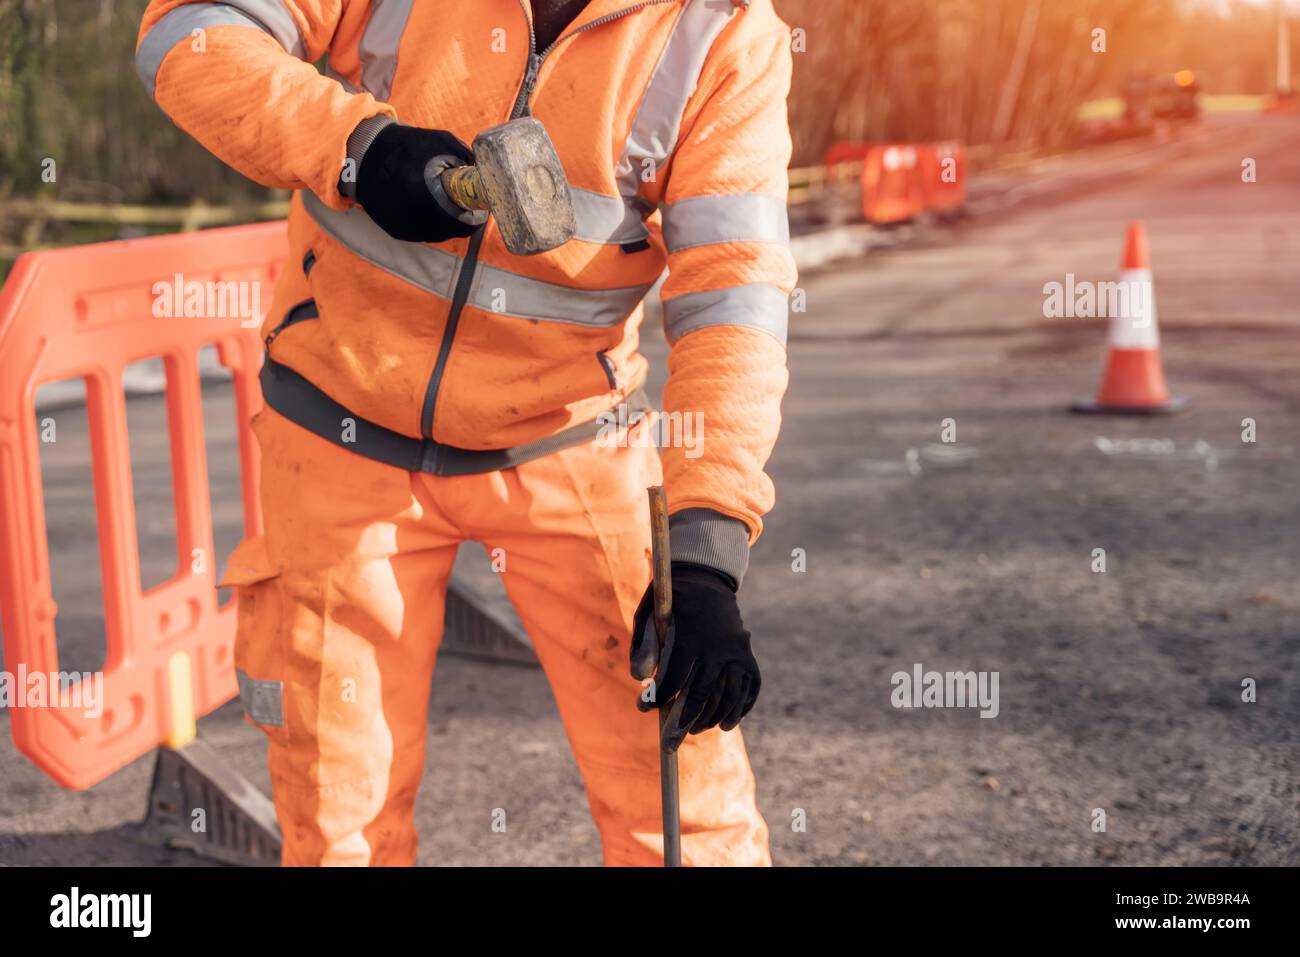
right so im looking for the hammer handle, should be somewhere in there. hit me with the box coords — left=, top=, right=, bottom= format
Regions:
left=440, top=165, right=490, bottom=212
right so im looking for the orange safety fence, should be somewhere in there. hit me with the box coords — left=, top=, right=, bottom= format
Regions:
left=0, top=222, right=286, bottom=789
left=919, top=141, right=968, bottom=215
left=830, top=141, right=968, bottom=224
left=822, top=143, right=874, bottom=183
left=861, top=144, right=925, bottom=225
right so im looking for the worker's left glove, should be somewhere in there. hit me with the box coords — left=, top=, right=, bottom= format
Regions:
left=630, top=563, right=761, bottom=753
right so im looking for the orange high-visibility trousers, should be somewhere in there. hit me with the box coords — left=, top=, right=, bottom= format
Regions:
left=220, top=408, right=769, bottom=866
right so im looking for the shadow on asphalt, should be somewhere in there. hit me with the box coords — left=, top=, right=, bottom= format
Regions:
left=0, top=825, right=224, bottom=867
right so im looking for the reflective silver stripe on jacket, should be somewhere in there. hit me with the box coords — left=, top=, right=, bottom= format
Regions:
left=662, top=193, right=790, bottom=253
left=570, top=188, right=652, bottom=246
left=302, top=191, right=654, bottom=328
left=136, top=1, right=307, bottom=98
left=614, top=0, right=739, bottom=202
left=325, top=65, right=361, bottom=94
left=662, top=284, right=789, bottom=346
left=358, top=0, right=416, bottom=102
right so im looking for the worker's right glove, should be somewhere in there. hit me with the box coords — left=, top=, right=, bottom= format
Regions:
left=354, top=123, right=486, bottom=243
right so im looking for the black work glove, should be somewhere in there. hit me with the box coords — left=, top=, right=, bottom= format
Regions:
left=630, top=563, right=761, bottom=753
left=355, top=123, right=484, bottom=243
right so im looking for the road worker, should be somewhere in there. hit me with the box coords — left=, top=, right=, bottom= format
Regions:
left=136, top=0, right=795, bottom=866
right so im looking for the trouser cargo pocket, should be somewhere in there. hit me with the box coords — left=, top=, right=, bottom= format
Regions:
left=220, top=535, right=292, bottom=747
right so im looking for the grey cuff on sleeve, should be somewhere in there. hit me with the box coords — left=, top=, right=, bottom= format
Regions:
left=339, top=114, right=397, bottom=199
left=669, top=508, right=752, bottom=589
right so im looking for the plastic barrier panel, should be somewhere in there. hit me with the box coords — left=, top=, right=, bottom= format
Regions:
left=861, top=145, right=925, bottom=224
left=823, top=142, right=873, bottom=182
left=0, top=222, right=286, bottom=789
left=920, top=141, right=968, bottom=215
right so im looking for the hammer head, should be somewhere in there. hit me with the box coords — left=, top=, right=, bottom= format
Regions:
left=473, top=118, right=576, bottom=256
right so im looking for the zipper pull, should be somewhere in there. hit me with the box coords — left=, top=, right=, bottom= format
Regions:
left=520, top=53, right=542, bottom=114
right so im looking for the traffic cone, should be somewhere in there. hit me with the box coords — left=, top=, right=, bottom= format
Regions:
left=1071, top=222, right=1188, bottom=415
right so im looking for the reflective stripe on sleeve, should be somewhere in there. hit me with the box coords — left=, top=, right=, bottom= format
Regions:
left=662, top=283, right=789, bottom=346
left=136, top=2, right=307, bottom=97
left=662, top=193, right=790, bottom=252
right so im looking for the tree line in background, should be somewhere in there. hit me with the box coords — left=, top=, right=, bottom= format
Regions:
left=781, top=0, right=1292, bottom=160
left=0, top=0, right=1294, bottom=244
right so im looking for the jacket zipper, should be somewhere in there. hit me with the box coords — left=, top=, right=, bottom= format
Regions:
left=419, top=0, right=680, bottom=442
left=265, top=298, right=319, bottom=350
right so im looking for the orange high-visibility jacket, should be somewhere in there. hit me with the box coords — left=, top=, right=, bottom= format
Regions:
left=137, top=0, right=796, bottom=576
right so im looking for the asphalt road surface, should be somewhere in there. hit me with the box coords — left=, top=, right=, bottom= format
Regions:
left=2, top=115, right=1297, bottom=866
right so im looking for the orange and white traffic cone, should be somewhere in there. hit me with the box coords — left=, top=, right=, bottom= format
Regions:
left=1071, top=221, right=1188, bottom=415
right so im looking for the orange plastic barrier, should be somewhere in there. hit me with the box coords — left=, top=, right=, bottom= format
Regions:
left=0, top=222, right=286, bottom=789
left=1267, top=93, right=1300, bottom=114
left=822, top=142, right=873, bottom=183
left=861, top=145, right=924, bottom=224
left=919, top=141, right=968, bottom=215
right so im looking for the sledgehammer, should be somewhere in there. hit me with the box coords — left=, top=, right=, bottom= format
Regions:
left=645, top=485, right=683, bottom=867
left=429, top=117, right=577, bottom=256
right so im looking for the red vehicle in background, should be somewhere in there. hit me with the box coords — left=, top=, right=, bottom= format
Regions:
left=1126, top=69, right=1202, bottom=126
left=1153, top=70, right=1202, bottom=120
